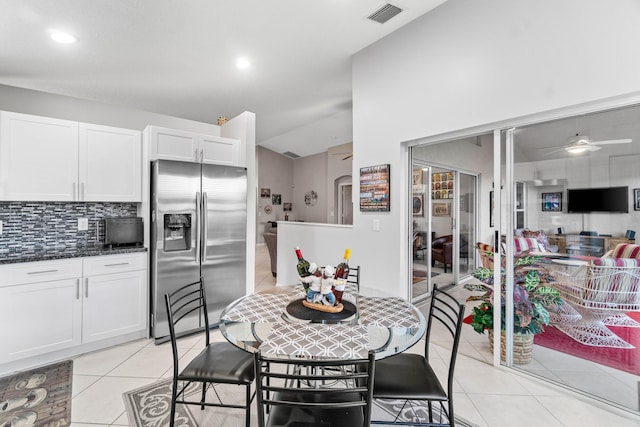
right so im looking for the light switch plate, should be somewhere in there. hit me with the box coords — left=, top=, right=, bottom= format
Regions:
left=372, top=219, right=380, bottom=231
left=78, top=218, right=89, bottom=231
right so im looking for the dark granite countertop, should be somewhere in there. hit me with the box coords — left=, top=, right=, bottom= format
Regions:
left=0, top=246, right=148, bottom=265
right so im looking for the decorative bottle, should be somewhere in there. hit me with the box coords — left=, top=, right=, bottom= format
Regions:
left=295, top=247, right=311, bottom=278
left=333, top=248, right=351, bottom=302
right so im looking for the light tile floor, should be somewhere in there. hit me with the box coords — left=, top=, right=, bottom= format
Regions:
left=66, top=244, right=640, bottom=426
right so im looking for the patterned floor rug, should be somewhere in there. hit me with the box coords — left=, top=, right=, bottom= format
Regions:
left=124, top=378, right=476, bottom=426
left=0, top=360, right=73, bottom=427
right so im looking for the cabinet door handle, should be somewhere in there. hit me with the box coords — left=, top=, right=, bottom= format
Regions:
left=104, top=262, right=128, bottom=267
left=84, top=277, right=89, bottom=298
left=73, top=182, right=77, bottom=201
left=200, top=149, right=204, bottom=162
left=76, top=279, right=80, bottom=300
left=81, top=182, right=85, bottom=200
left=194, top=148, right=198, bottom=161
left=27, top=269, right=58, bottom=275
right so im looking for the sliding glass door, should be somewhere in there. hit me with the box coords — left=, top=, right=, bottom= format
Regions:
left=410, top=142, right=480, bottom=303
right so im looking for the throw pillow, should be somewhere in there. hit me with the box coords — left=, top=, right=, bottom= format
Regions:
left=523, top=229, right=550, bottom=251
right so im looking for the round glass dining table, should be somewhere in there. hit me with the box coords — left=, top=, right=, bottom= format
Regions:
left=218, top=284, right=426, bottom=361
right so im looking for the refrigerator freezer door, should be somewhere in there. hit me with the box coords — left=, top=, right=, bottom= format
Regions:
left=151, top=160, right=202, bottom=341
left=201, top=164, right=247, bottom=324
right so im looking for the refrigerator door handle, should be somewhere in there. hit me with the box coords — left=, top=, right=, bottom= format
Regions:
left=202, top=192, right=208, bottom=262
left=195, top=191, right=201, bottom=264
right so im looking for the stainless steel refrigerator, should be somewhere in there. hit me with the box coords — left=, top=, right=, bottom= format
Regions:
left=150, top=159, right=247, bottom=343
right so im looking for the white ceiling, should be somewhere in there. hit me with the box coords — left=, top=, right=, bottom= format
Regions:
left=0, top=0, right=447, bottom=157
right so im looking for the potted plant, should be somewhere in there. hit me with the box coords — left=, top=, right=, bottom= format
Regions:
left=464, top=254, right=564, bottom=364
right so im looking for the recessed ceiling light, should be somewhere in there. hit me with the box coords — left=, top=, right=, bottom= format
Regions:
left=50, top=31, right=77, bottom=44
left=236, top=57, right=251, bottom=69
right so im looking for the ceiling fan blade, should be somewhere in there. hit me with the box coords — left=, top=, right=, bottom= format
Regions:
left=542, top=147, right=567, bottom=156
left=536, top=144, right=568, bottom=150
left=584, top=145, right=602, bottom=151
left=590, top=138, right=632, bottom=145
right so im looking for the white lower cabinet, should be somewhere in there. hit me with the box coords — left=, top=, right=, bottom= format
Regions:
left=82, top=269, right=147, bottom=343
left=0, top=253, right=147, bottom=365
left=0, top=277, right=82, bottom=362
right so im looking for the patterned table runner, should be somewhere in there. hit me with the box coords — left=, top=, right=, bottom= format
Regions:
left=358, top=296, right=422, bottom=328
left=221, top=293, right=293, bottom=323
left=259, top=322, right=370, bottom=358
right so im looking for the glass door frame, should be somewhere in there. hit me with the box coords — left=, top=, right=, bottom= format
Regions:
left=409, top=156, right=479, bottom=304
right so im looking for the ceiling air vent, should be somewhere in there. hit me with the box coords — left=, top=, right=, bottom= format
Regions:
left=282, top=151, right=300, bottom=159
left=367, top=3, right=403, bottom=24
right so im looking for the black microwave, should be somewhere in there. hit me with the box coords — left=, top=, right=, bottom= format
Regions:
left=104, top=217, right=144, bottom=247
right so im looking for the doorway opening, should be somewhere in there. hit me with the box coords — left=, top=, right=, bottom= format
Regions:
left=335, top=175, right=353, bottom=225
left=410, top=139, right=482, bottom=303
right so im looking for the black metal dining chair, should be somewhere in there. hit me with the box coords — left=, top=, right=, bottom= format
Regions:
left=370, top=284, right=465, bottom=426
left=164, top=278, right=255, bottom=427
left=254, top=350, right=376, bottom=427
left=347, top=265, right=361, bottom=291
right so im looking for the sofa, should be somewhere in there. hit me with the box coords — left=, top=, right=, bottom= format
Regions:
left=263, top=230, right=278, bottom=277
left=432, top=235, right=453, bottom=273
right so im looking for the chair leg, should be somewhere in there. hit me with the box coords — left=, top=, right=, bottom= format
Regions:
left=201, top=382, right=207, bottom=410
left=169, top=378, right=178, bottom=427
left=245, top=383, right=251, bottom=427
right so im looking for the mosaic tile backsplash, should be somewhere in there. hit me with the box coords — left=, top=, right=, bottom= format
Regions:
left=0, top=202, right=139, bottom=260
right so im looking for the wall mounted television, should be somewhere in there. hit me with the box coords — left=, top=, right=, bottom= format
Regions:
left=566, top=186, right=628, bottom=213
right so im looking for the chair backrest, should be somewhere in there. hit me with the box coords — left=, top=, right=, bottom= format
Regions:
left=164, top=278, right=209, bottom=378
left=347, top=265, right=360, bottom=290
left=608, top=243, right=640, bottom=259
left=253, top=350, right=376, bottom=427
left=424, top=285, right=466, bottom=396
left=476, top=242, right=495, bottom=269
left=583, top=258, right=640, bottom=310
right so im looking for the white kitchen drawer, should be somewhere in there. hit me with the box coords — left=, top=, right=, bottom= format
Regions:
left=82, top=252, right=147, bottom=276
left=0, top=258, right=83, bottom=287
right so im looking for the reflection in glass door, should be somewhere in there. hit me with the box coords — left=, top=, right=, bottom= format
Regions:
left=410, top=156, right=478, bottom=303
left=455, top=172, right=477, bottom=280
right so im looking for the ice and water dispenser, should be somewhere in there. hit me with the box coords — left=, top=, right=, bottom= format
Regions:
left=163, top=214, right=192, bottom=251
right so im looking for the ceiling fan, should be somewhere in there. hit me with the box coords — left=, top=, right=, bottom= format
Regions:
left=537, top=134, right=632, bottom=155
left=332, top=152, right=353, bottom=160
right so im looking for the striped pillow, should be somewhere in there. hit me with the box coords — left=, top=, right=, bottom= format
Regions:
left=585, top=257, right=640, bottom=308
left=513, top=237, right=544, bottom=253
left=609, top=243, right=640, bottom=259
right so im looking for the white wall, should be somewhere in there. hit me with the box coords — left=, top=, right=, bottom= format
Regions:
left=351, top=0, right=640, bottom=298
left=516, top=156, right=640, bottom=237
left=293, top=152, right=328, bottom=223
left=256, top=146, right=294, bottom=241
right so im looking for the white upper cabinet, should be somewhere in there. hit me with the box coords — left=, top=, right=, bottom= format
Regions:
left=200, top=134, right=239, bottom=166
left=147, top=125, right=241, bottom=166
left=0, top=111, right=79, bottom=201
left=147, top=126, right=199, bottom=162
left=0, top=111, right=142, bottom=202
left=79, top=123, right=142, bottom=202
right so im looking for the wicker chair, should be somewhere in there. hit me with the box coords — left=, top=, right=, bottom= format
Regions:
left=551, top=258, right=640, bottom=348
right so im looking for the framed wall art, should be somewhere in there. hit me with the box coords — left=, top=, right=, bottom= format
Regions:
left=432, top=171, right=453, bottom=199
left=412, top=193, right=424, bottom=217
left=432, top=202, right=450, bottom=217
left=260, top=188, right=271, bottom=198
left=635, top=188, right=640, bottom=211
left=272, top=194, right=282, bottom=205
left=360, top=164, right=390, bottom=212
left=412, top=169, right=423, bottom=191
left=542, top=192, right=562, bottom=212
